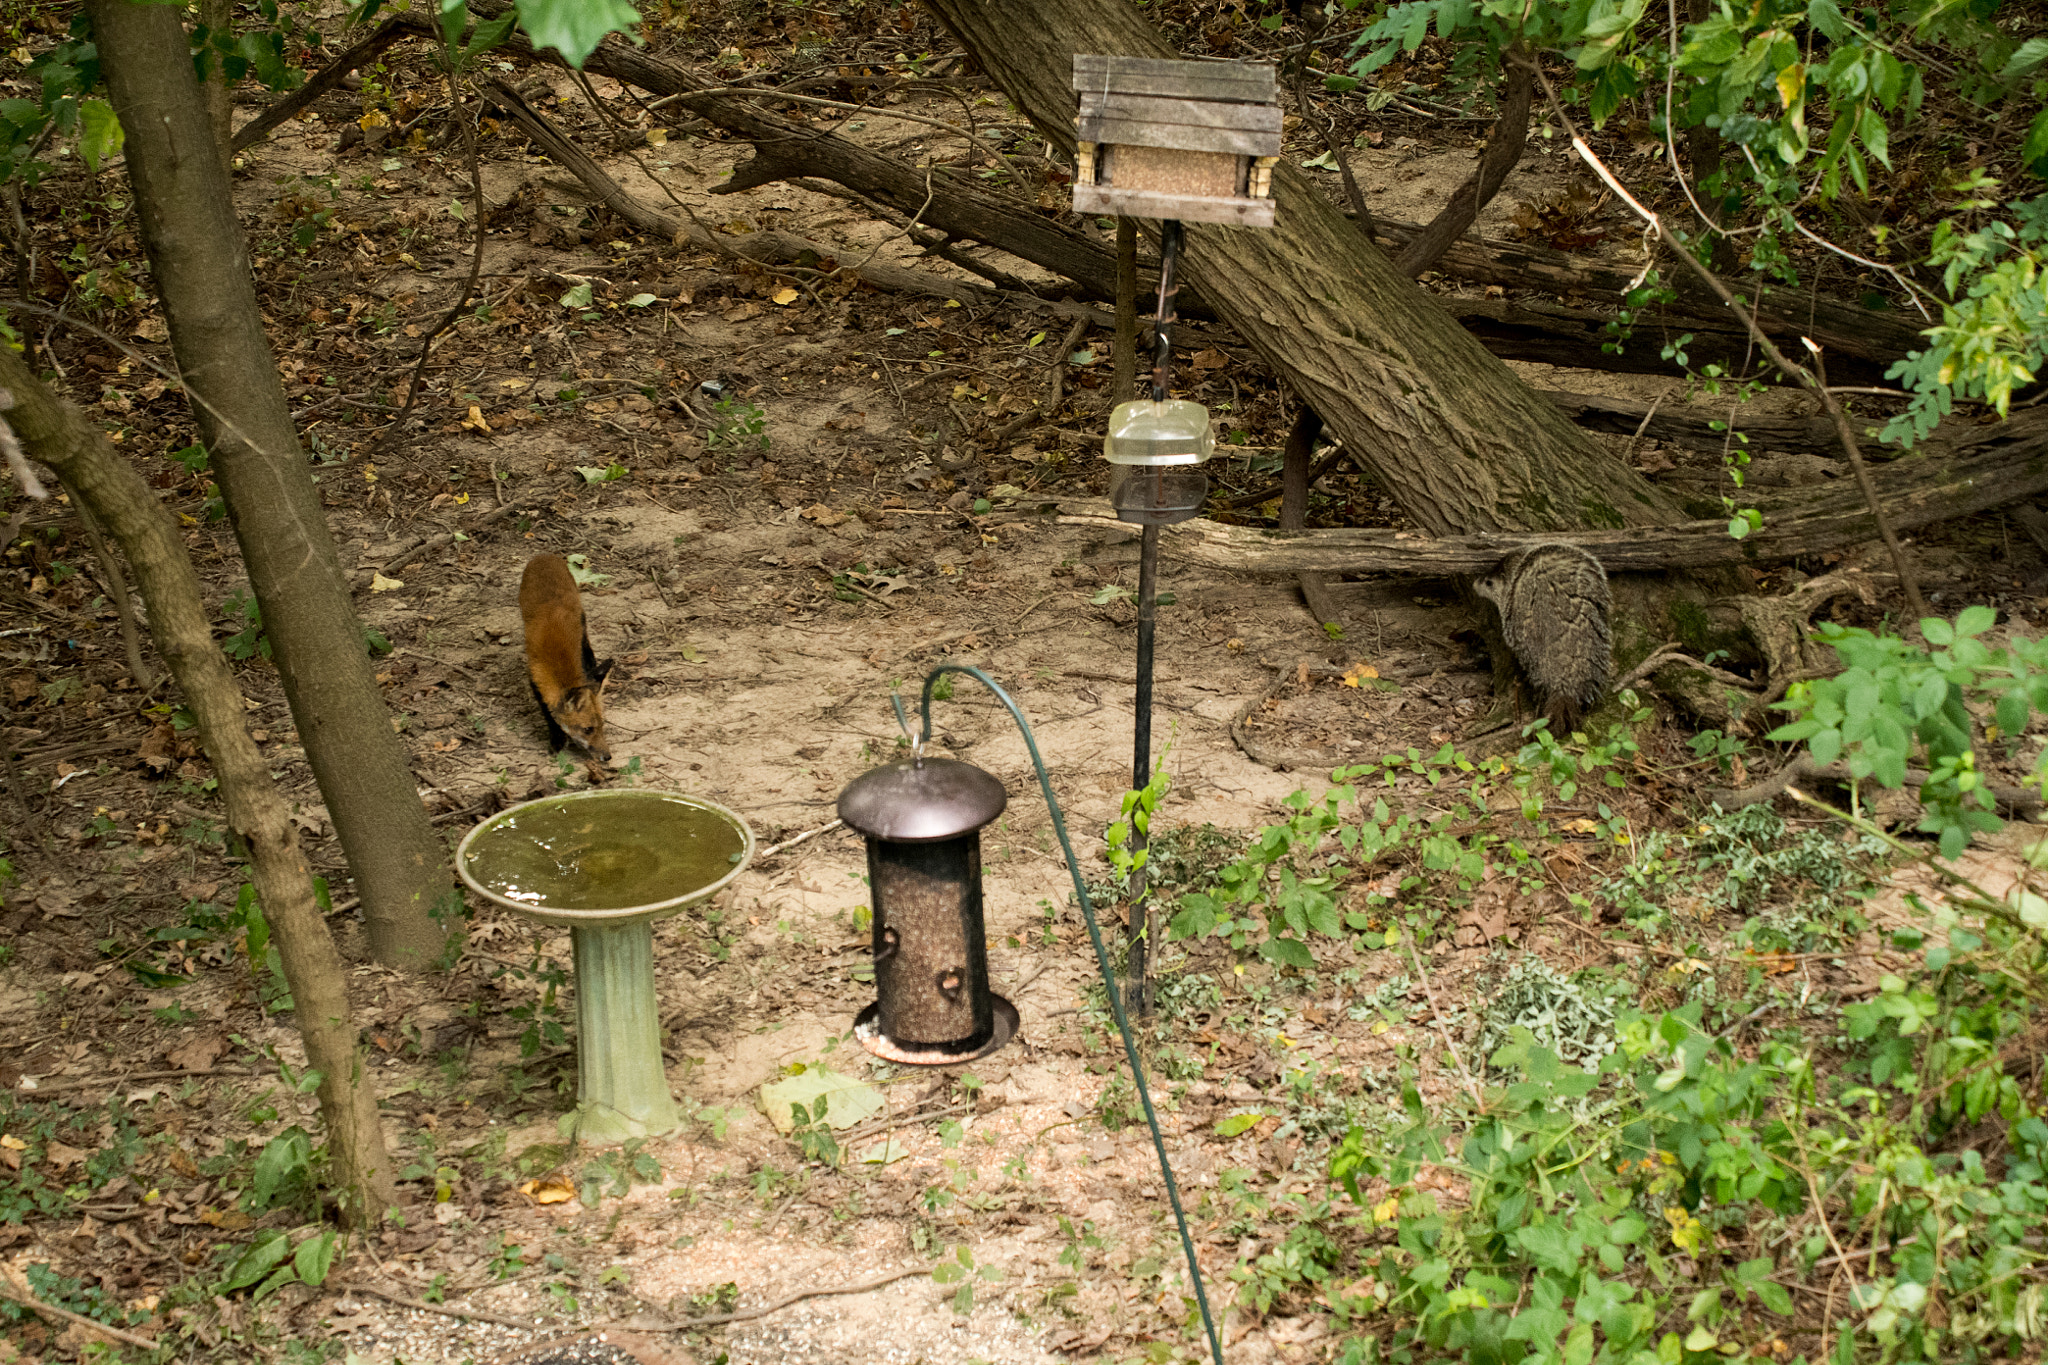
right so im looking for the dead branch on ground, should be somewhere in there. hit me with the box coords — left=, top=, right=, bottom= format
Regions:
left=1055, top=409, right=2048, bottom=576
left=232, top=14, right=434, bottom=153
left=1709, top=751, right=2041, bottom=816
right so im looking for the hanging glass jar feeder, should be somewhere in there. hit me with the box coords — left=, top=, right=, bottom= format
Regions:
left=1105, top=394, right=1215, bottom=525
left=837, top=747, right=1019, bottom=1065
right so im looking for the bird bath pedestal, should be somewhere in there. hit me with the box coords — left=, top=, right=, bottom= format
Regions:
left=457, top=790, right=754, bottom=1146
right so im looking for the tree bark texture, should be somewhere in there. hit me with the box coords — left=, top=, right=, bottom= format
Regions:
left=1538, top=389, right=1841, bottom=461
left=88, top=0, right=458, bottom=970
left=193, top=0, right=234, bottom=176
left=1357, top=224, right=1921, bottom=378
left=0, top=349, right=398, bottom=1225
left=920, top=0, right=1695, bottom=535
left=1058, top=407, right=2048, bottom=575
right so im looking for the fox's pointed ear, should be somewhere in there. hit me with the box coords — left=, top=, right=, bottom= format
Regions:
left=595, top=657, right=615, bottom=692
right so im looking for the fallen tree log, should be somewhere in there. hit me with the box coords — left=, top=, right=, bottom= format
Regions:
left=1707, top=750, right=2040, bottom=816
left=1539, top=390, right=1842, bottom=461
left=232, top=13, right=430, bottom=152
left=1055, top=406, right=2048, bottom=575
left=1360, top=216, right=1927, bottom=375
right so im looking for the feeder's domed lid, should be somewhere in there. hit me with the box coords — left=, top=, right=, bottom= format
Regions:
left=838, top=756, right=1006, bottom=842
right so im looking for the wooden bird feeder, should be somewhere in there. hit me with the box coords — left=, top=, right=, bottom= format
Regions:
left=1071, top=55, right=1280, bottom=228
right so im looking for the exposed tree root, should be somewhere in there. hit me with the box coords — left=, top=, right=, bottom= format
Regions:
left=1707, top=751, right=2041, bottom=817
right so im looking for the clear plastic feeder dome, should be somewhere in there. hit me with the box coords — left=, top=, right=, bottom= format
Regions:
left=1105, top=399, right=1214, bottom=526
left=1103, top=399, right=1214, bottom=466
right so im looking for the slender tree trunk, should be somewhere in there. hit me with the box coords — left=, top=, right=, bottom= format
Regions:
left=193, top=0, right=235, bottom=176
left=88, top=0, right=459, bottom=970
left=0, top=350, right=397, bottom=1226
left=1680, top=0, right=1738, bottom=276
left=1394, top=47, right=1532, bottom=278
left=921, top=0, right=1688, bottom=535
left=1113, top=218, right=1138, bottom=403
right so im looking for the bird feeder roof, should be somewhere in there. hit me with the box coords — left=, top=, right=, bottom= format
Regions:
left=838, top=756, right=1008, bottom=842
left=1072, top=55, right=1281, bottom=157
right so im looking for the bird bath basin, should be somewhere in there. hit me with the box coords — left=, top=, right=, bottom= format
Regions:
left=457, top=790, right=754, bottom=1145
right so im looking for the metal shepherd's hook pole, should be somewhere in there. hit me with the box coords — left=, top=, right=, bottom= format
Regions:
left=1127, top=218, right=1183, bottom=1017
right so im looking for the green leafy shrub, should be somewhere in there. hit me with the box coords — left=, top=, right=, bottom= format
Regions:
left=1300, top=852, right=2048, bottom=1365
left=1770, top=607, right=2048, bottom=857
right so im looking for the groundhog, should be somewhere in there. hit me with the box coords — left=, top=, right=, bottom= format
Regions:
left=1472, top=543, right=1612, bottom=727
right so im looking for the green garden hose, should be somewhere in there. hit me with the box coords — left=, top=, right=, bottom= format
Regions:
left=895, top=664, right=1225, bottom=1365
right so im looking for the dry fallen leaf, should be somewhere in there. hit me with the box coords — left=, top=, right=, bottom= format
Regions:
left=802, top=504, right=847, bottom=527
left=370, top=573, right=404, bottom=593
left=771, top=285, right=800, bottom=306
left=44, top=1140, right=89, bottom=1170
left=1453, top=901, right=1512, bottom=947
left=519, top=1174, right=577, bottom=1205
left=167, top=1034, right=225, bottom=1072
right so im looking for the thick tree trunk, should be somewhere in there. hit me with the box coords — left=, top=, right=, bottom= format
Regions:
left=920, top=0, right=1681, bottom=535
left=0, top=351, right=397, bottom=1227
left=89, top=0, right=459, bottom=971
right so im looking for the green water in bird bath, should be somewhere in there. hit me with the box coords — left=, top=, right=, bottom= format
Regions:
left=459, top=790, right=751, bottom=922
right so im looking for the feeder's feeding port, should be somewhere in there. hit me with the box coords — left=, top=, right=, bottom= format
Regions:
left=457, top=789, right=755, bottom=1145
left=838, top=754, right=1019, bottom=1065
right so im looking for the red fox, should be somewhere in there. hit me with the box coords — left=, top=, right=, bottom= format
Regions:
left=520, top=554, right=613, bottom=763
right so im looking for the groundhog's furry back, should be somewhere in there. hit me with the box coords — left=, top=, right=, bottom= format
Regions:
left=1472, top=543, right=1612, bottom=725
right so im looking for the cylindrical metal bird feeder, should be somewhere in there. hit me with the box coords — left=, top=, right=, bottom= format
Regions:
left=838, top=753, right=1018, bottom=1065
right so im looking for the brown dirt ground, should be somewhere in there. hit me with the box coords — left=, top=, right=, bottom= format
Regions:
left=3, top=25, right=2043, bottom=1365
